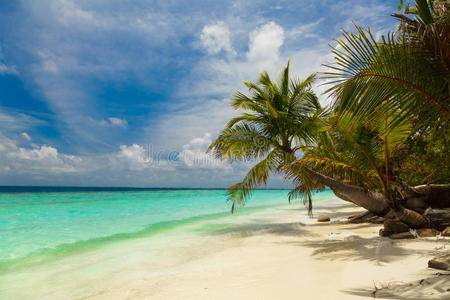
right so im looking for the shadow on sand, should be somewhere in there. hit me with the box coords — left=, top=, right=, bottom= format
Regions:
left=344, top=273, right=450, bottom=299
left=196, top=212, right=450, bottom=298
left=197, top=203, right=363, bottom=239
left=284, top=226, right=441, bottom=264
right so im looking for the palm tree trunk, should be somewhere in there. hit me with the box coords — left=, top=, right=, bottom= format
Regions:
left=391, top=206, right=429, bottom=228
left=305, top=168, right=390, bottom=215
left=305, top=168, right=431, bottom=228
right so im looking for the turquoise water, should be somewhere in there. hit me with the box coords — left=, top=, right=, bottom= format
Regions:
left=0, top=188, right=334, bottom=273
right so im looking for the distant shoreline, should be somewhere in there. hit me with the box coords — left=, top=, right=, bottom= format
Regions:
left=0, top=186, right=298, bottom=193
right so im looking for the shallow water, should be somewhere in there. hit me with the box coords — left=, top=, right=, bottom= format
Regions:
left=0, top=188, right=336, bottom=299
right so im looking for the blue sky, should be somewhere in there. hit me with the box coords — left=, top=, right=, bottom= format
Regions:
left=0, top=0, right=399, bottom=187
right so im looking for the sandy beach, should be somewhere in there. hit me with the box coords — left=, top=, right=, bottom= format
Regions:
left=107, top=202, right=448, bottom=300
left=4, top=198, right=447, bottom=300
left=2, top=1, right=449, bottom=299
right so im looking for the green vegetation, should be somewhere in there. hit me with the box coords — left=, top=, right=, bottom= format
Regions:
left=207, top=61, right=325, bottom=212
left=208, top=0, right=449, bottom=228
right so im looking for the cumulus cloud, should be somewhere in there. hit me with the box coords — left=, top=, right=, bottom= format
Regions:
left=247, top=21, right=284, bottom=68
left=178, top=133, right=229, bottom=169
left=1, top=138, right=81, bottom=174
left=200, top=22, right=235, bottom=55
left=179, top=21, right=288, bottom=99
left=111, top=144, right=151, bottom=171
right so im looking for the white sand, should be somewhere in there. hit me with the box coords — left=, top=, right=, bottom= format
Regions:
left=91, top=201, right=450, bottom=299
left=3, top=200, right=449, bottom=299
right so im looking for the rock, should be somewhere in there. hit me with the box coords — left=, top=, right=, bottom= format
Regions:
left=348, top=213, right=366, bottom=222
left=383, top=219, right=410, bottom=235
left=417, top=228, right=439, bottom=237
left=317, top=216, right=330, bottom=222
left=428, top=254, right=450, bottom=271
left=348, top=212, right=382, bottom=224
left=389, top=231, right=416, bottom=239
left=441, top=227, right=450, bottom=236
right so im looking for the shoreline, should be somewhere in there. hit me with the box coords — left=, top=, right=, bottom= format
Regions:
left=134, top=202, right=449, bottom=300
left=2, top=198, right=449, bottom=299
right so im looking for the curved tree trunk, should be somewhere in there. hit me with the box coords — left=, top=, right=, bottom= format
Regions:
left=305, top=168, right=390, bottom=215
left=306, top=168, right=432, bottom=228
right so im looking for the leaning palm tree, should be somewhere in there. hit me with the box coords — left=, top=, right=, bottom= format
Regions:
left=286, top=0, right=450, bottom=227
left=284, top=111, right=436, bottom=226
left=207, top=61, right=324, bottom=212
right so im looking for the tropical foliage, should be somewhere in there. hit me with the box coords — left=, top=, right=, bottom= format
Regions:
left=285, top=112, right=413, bottom=206
left=207, top=62, right=325, bottom=212
left=208, top=0, right=449, bottom=224
left=324, top=0, right=449, bottom=133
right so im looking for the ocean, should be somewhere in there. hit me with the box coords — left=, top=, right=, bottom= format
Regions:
left=0, top=187, right=336, bottom=298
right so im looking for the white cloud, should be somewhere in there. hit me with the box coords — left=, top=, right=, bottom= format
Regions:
left=247, top=21, right=284, bottom=68
left=179, top=21, right=288, bottom=99
left=147, top=98, right=235, bottom=150
left=200, top=22, right=235, bottom=55
left=14, top=145, right=58, bottom=161
left=172, top=19, right=333, bottom=157
left=111, top=144, right=151, bottom=171
left=182, top=19, right=332, bottom=103
left=21, top=132, right=31, bottom=141
left=2, top=139, right=81, bottom=174
left=179, top=133, right=229, bottom=169
left=89, top=116, right=128, bottom=128
left=0, top=0, right=397, bottom=188
left=0, top=109, right=236, bottom=185
left=108, top=117, right=128, bottom=127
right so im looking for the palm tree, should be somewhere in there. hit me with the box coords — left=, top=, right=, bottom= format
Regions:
left=284, top=112, right=434, bottom=226
left=323, top=0, right=449, bottom=134
left=207, top=61, right=324, bottom=212
left=284, top=0, right=450, bottom=227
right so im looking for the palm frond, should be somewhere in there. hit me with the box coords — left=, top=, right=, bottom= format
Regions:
left=227, top=149, right=283, bottom=212
left=207, top=123, right=273, bottom=161
left=323, top=26, right=449, bottom=132
left=298, top=156, right=380, bottom=189
left=208, top=61, right=323, bottom=211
